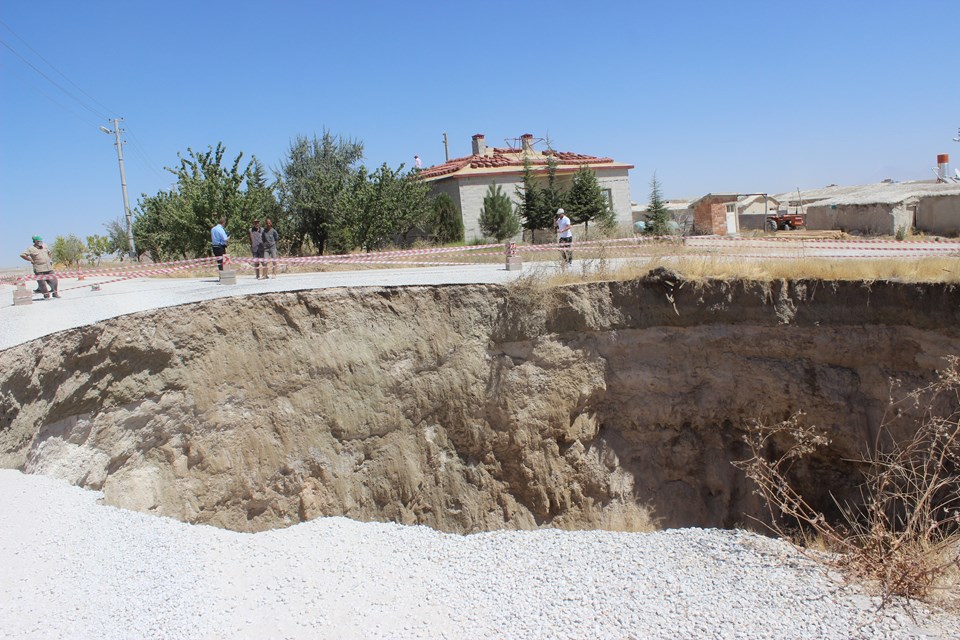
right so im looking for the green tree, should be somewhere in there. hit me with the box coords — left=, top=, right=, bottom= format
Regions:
left=133, top=143, right=270, bottom=261
left=644, top=173, right=671, bottom=236
left=277, top=131, right=364, bottom=255
left=539, top=151, right=566, bottom=227
left=478, top=183, right=520, bottom=241
left=104, top=218, right=131, bottom=259
left=516, top=157, right=546, bottom=232
left=242, top=159, right=288, bottom=251
left=566, top=166, right=615, bottom=236
left=429, top=192, right=464, bottom=245
left=338, top=163, right=433, bottom=252
left=516, top=153, right=568, bottom=235
left=51, top=234, right=85, bottom=268
left=85, top=234, right=111, bottom=266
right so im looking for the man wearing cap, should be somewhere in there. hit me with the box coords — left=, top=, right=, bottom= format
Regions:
left=555, top=208, right=573, bottom=265
left=20, top=235, right=59, bottom=299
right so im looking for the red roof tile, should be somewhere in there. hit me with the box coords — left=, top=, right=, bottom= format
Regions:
left=417, top=147, right=620, bottom=180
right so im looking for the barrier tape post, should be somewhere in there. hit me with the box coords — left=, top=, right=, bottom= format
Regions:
left=505, top=242, right=522, bottom=271
left=219, top=255, right=237, bottom=285
left=12, top=282, right=32, bottom=306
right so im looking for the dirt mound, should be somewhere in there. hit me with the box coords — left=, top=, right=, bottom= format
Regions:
left=1, top=276, right=958, bottom=533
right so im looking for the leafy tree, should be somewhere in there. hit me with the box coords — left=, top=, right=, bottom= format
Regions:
left=133, top=189, right=183, bottom=261
left=478, top=183, right=520, bottom=241
left=85, top=234, right=112, bottom=266
left=51, top=234, right=85, bottom=267
left=337, top=163, right=433, bottom=252
left=104, top=218, right=131, bottom=259
left=429, top=192, right=464, bottom=245
left=132, top=143, right=276, bottom=262
left=566, top=166, right=614, bottom=236
left=242, top=159, right=288, bottom=251
left=277, top=131, right=364, bottom=255
left=644, top=173, right=671, bottom=235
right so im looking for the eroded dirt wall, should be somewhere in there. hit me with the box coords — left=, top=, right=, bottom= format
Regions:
left=1, top=273, right=958, bottom=533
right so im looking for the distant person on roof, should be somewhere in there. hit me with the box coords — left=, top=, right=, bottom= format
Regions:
left=20, top=235, right=59, bottom=299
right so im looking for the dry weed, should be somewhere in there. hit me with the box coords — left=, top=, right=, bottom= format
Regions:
left=734, top=358, right=960, bottom=607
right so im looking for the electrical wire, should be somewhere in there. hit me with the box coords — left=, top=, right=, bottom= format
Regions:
left=0, top=58, right=101, bottom=128
left=126, top=129, right=169, bottom=181
left=0, top=37, right=110, bottom=123
left=0, top=19, right=115, bottom=119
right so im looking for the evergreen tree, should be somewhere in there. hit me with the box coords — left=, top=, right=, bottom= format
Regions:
left=516, top=157, right=545, bottom=232
left=478, top=183, right=520, bottom=241
left=644, top=173, right=671, bottom=235
left=566, top=166, right=614, bottom=236
left=430, top=192, right=464, bottom=245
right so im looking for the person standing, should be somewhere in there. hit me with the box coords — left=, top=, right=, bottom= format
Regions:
left=20, top=235, right=59, bottom=298
left=249, top=220, right=265, bottom=279
left=555, top=208, right=573, bottom=265
left=261, top=218, right=279, bottom=279
left=414, top=155, right=422, bottom=170
left=211, top=217, right=230, bottom=271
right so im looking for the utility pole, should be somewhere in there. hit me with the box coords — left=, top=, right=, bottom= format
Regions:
left=100, top=118, right=136, bottom=259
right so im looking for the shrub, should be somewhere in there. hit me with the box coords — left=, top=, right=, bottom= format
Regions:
left=734, top=359, right=960, bottom=606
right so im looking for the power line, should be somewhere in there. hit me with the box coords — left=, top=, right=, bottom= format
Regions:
left=125, top=127, right=168, bottom=181
left=0, top=19, right=116, bottom=117
left=0, top=35, right=110, bottom=121
left=0, top=58, right=101, bottom=128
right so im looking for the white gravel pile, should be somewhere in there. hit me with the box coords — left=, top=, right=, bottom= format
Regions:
left=1, top=470, right=953, bottom=639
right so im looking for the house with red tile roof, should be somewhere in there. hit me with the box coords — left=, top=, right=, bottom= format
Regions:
left=419, top=133, right=634, bottom=241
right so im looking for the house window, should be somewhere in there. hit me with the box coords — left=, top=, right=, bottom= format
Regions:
left=603, top=189, right=613, bottom=208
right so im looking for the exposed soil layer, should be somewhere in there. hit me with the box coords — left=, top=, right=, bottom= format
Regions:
left=1, top=271, right=958, bottom=533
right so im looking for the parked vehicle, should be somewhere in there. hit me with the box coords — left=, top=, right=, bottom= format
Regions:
left=767, top=211, right=806, bottom=231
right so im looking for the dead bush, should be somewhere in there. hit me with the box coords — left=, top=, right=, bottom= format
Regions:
left=735, top=357, right=960, bottom=607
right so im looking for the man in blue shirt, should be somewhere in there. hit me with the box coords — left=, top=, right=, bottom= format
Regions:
left=211, top=217, right=230, bottom=270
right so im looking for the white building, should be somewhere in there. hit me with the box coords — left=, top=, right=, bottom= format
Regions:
left=419, top=133, right=633, bottom=241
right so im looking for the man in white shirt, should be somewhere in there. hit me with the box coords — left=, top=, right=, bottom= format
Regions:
left=555, top=208, right=573, bottom=265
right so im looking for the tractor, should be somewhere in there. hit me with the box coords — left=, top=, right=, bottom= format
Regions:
left=766, top=211, right=806, bottom=231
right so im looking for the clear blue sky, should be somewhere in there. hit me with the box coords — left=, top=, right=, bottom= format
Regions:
left=2, top=0, right=958, bottom=267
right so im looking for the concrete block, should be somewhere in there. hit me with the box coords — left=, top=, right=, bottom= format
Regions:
left=505, top=256, right=523, bottom=271
left=13, top=284, right=32, bottom=306
left=219, top=269, right=237, bottom=285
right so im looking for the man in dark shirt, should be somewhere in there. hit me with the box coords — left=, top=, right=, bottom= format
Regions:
left=249, top=220, right=264, bottom=279
left=261, top=219, right=279, bottom=279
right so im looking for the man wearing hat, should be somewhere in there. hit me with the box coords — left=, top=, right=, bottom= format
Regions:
left=20, top=235, right=59, bottom=299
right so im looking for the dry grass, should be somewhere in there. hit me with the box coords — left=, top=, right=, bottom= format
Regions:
left=734, top=359, right=960, bottom=608
left=534, top=255, right=960, bottom=287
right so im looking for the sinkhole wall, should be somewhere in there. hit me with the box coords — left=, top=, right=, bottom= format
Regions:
left=1, top=271, right=958, bottom=534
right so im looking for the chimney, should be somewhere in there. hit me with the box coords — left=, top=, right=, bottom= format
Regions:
left=472, top=133, right=486, bottom=156
left=937, top=154, right=950, bottom=182
left=521, top=133, right=534, bottom=153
